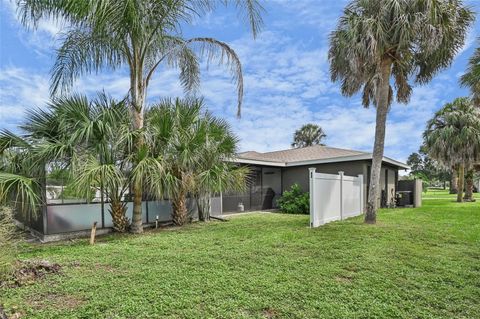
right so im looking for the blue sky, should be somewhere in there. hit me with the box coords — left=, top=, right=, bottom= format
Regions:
left=1, top=0, right=479, bottom=163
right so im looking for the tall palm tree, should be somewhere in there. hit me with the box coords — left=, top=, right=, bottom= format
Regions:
left=464, top=169, right=475, bottom=201
left=17, top=0, right=264, bottom=233
left=146, top=98, right=248, bottom=225
left=329, top=0, right=474, bottom=223
left=460, top=39, right=480, bottom=200
left=291, top=124, right=327, bottom=148
left=461, top=39, right=480, bottom=106
left=423, top=97, right=480, bottom=202
left=450, top=165, right=459, bottom=194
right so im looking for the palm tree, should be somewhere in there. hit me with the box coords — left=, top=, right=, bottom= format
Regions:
left=460, top=39, right=480, bottom=201
left=0, top=172, right=40, bottom=214
left=17, top=0, right=264, bottom=233
left=464, top=169, right=475, bottom=202
left=450, top=166, right=459, bottom=194
left=291, top=124, right=326, bottom=148
left=146, top=98, right=248, bottom=225
left=460, top=39, right=480, bottom=106
left=0, top=128, right=46, bottom=215
left=1, top=94, right=165, bottom=232
left=54, top=94, right=144, bottom=232
left=329, top=0, right=474, bottom=223
left=423, top=97, right=480, bottom=202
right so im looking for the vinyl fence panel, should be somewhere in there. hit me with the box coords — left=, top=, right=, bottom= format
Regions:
left=309, top=168, right=363, bottom=228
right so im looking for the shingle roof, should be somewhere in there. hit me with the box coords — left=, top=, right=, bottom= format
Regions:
left=237, top=145, right=368, bottom=164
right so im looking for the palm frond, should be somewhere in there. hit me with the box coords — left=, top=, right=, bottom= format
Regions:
left=292, top=124, right=327, bottom=148
left=187, top=37, right=243, bottom=116
left=0, top=130, right=31, bottom=153
left=51, top=28, right=126, bottom=95
left=0, top=172, right=40, bottom=211
left=329, top=0, right=475, bottom=107
left=423, top=97, right=480, bottom=168
left=460, top=39, right=480, bottom=105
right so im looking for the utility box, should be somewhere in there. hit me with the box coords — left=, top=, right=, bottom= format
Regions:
left=396, top=191, right=412, bottom=207
left=397, top=179, right=422, bottom=208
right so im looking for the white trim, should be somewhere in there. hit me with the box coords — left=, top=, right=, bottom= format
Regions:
left=231, top=158, right=285, bottom=167
left=309, top=168, right=316, bottom=228
left=339, top=171, right=344, bottom=220
left=233, top=154, right=409, bottom=169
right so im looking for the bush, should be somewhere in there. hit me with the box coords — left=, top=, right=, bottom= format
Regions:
left=0, top=207, right=17, bottom=281
left=277, top=184, right=309, bottom=214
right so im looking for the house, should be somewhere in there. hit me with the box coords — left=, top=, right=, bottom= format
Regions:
left=16, top=144, right=408, bottom=241
left=222, top=145, right=409, bottom=212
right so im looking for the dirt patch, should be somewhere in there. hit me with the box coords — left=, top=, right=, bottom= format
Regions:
left=1, top=260, right=61, bottom=288
left=29, top=293, right=86, bottom=311
left=0, top=304, right=22, bottom=319
left=335, top=274, right=354, bottom=284
left=262, top=307, right=279, bottom=318
left=94, top=263, right=117, bottom=272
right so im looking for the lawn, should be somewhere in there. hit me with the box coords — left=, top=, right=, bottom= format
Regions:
left=1, top=191, right=479, bottom=318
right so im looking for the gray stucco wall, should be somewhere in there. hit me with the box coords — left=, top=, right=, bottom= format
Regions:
left=282, top=161, right=367, bottom=192
left=282, top=161, right=401, bottom=209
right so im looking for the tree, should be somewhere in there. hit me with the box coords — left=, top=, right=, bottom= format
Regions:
left=464, top=169, right=475, bottom=201
left=291, top=124, right=326, bottom=148
left=0, top=129, right=45, bottom=214
left=460, top=39, right=480, bottom=200
left=449, top=166, right=458, bottom=194
left=423, top=97, right=480, bottom=202
left=460, top=39, right=480, bottom=106
left=1, top=94, right=165, bottom=232
left=0, top=207, right=18, bottom=282
left=329, top=0, right=474, bottom=223
left=17, top=0, right=264, bottom=233
left=406, top=152, right=423, bottom=174
left=146, top=98, right=248, bottom=225
left=55, top=94, right=164, bottom=232
left=406, top=147, right=450, bottom=188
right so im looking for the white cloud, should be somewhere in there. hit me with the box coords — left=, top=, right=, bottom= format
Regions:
left=44, top=29, right=451, bottom=162
left=0, top=67, right=50, bottom=130
left=1, top=0, right=64, bottom=54
left=2, top=0, right=478, bottom=165
left=271, top=0, right=347, bottom=31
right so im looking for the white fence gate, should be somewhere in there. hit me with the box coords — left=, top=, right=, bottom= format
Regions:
left=309, top=168, right=364, bottom=227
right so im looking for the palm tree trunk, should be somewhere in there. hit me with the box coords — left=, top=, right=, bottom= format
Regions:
left=197, top=193, right=211, bottom=222
left=110, top=200, right=129, bottom=232
left=450, top=166, right=458, bottom=194
left=457, top=164, right=465, bottom=203
left=464, top=168, right=474, bottom=202
left=130, top=71, right=145, bottom=234
left=172, top=189, right=188, bottom=226
left=365, top=58, right=392, bottom=224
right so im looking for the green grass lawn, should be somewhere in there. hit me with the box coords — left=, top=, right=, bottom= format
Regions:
left=1, top=191, right=479, bottom=318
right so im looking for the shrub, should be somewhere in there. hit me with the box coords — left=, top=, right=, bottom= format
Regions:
left=0, top=207, right=18, bottom=281
left=277, top=184, right=309, bottom=214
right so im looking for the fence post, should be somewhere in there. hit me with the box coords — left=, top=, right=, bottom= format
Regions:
left=309, top=168, right=316, bottom=228
left=338, top=171, right=344, bottom=220
left=220, top=191, right=223, bottom=215
left=358, top=174, right=364, bottom=213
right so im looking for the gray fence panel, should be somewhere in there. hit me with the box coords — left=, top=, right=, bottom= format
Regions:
left=147, top=200, right=172, bottom=222
left=210, top=196, right=222, bottom=216
left=46, top=203, right=102, bottom=234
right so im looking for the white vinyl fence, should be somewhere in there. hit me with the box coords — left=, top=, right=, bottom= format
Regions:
left=309, top=168, right=364, bottom=227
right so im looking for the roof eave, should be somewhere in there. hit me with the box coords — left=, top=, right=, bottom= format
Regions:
left=232, top=154, right=409, bottom=170
left=231, top=158, right=286, bottom=167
